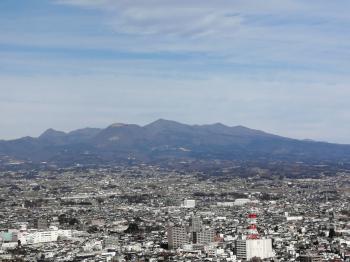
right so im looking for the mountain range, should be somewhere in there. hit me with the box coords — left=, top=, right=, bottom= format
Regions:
left=1, top=119, right=349, bottom=165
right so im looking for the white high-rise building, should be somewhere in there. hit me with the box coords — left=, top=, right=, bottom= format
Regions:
left=236, top=238, right=274, bottom=260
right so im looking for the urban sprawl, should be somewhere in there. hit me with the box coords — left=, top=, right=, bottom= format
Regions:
left=0, top=165, right=350, bottom=261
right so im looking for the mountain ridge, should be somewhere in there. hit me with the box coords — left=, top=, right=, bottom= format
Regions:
left=0, top=119, right=349, bottom=165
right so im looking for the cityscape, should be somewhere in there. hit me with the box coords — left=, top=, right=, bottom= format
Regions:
left=1, top=0, right=350, bottom=261
left=0, top=164, right=349, bottom=261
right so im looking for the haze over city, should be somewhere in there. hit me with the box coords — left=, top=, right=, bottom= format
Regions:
left=1, top=0, right=350, bottom=143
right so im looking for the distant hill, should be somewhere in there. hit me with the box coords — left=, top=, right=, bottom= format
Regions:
left=0, top=119, right=350, bottom=165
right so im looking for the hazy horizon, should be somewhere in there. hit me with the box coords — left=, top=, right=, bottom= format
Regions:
left=0, top=118, right=342, bottom=145
left=1, top=1, right=350, bottom=143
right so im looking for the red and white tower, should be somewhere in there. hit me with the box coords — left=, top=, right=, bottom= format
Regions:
left=247, top=209, right=259, bottom=239
left=236, top=207, right=274, bottom=260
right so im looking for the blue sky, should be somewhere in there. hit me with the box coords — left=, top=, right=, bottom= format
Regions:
left=1, top=0, right=350, bottom=143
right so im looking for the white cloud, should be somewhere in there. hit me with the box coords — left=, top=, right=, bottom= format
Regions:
left=49, top=0, right=350, bottom=71
left=55, top=0, right=301, bottom=37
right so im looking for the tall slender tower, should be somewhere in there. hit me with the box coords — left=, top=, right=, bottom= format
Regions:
left=236, top=208, right=274, bottom=260
left=247, top=210, right=259, bottom=239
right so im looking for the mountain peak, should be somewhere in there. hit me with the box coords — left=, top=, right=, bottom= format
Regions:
left=149, top=118, right=178, bottom=125
left=232, top=125, right=251, bottom=130
left=39, top=128, right=66, bottom=139
left=145, top=119, right=187, bottom=128
left=108, top=123, right=126, bottom=128
left=212, top=122, right=228, bottom=127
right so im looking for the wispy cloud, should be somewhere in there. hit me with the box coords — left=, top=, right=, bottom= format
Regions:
left=55, top=0, right=299, bottom=38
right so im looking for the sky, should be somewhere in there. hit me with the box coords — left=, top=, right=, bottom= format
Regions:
left=1, top=0, right=350, bottom=143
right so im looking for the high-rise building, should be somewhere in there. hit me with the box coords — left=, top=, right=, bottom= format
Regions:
left=190, top=215, right=202, bottom=232
left=192, top=228, right=215, bottom=244
left=167, top=225, right=189, bottom=249
left=167, top=216, right=215, bottom=249
left=236, top=238, right=274, bottom=260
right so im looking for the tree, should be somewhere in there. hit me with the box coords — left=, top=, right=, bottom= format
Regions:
left=329, top=228, right=336, bottom=239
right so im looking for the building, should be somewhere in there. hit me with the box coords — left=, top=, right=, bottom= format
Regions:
left=17, top=226, right=72, bottom=245
left=168, top=216, right=215, bottom=249
left=33, top=218, right=49, bottom=230
left=299, top=253, right=323, bottom=262
left=192, top=228, right=215, bottom=244
left=234, top=198, right=251, bottom=206
left=0, top=231, right=17, bottom=243
left=26, top=230, right=59, bottom=244
left=236, top=238, right=274, bottom=260
left=167, top=225, right=189, bottom=249
left=217, top=202, right=235, bottom=207
left=190, top=215, right=202, bottom=232
left=236, top=209, right=274, bottom=260
left=183, top=199, right=196, bottom=208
